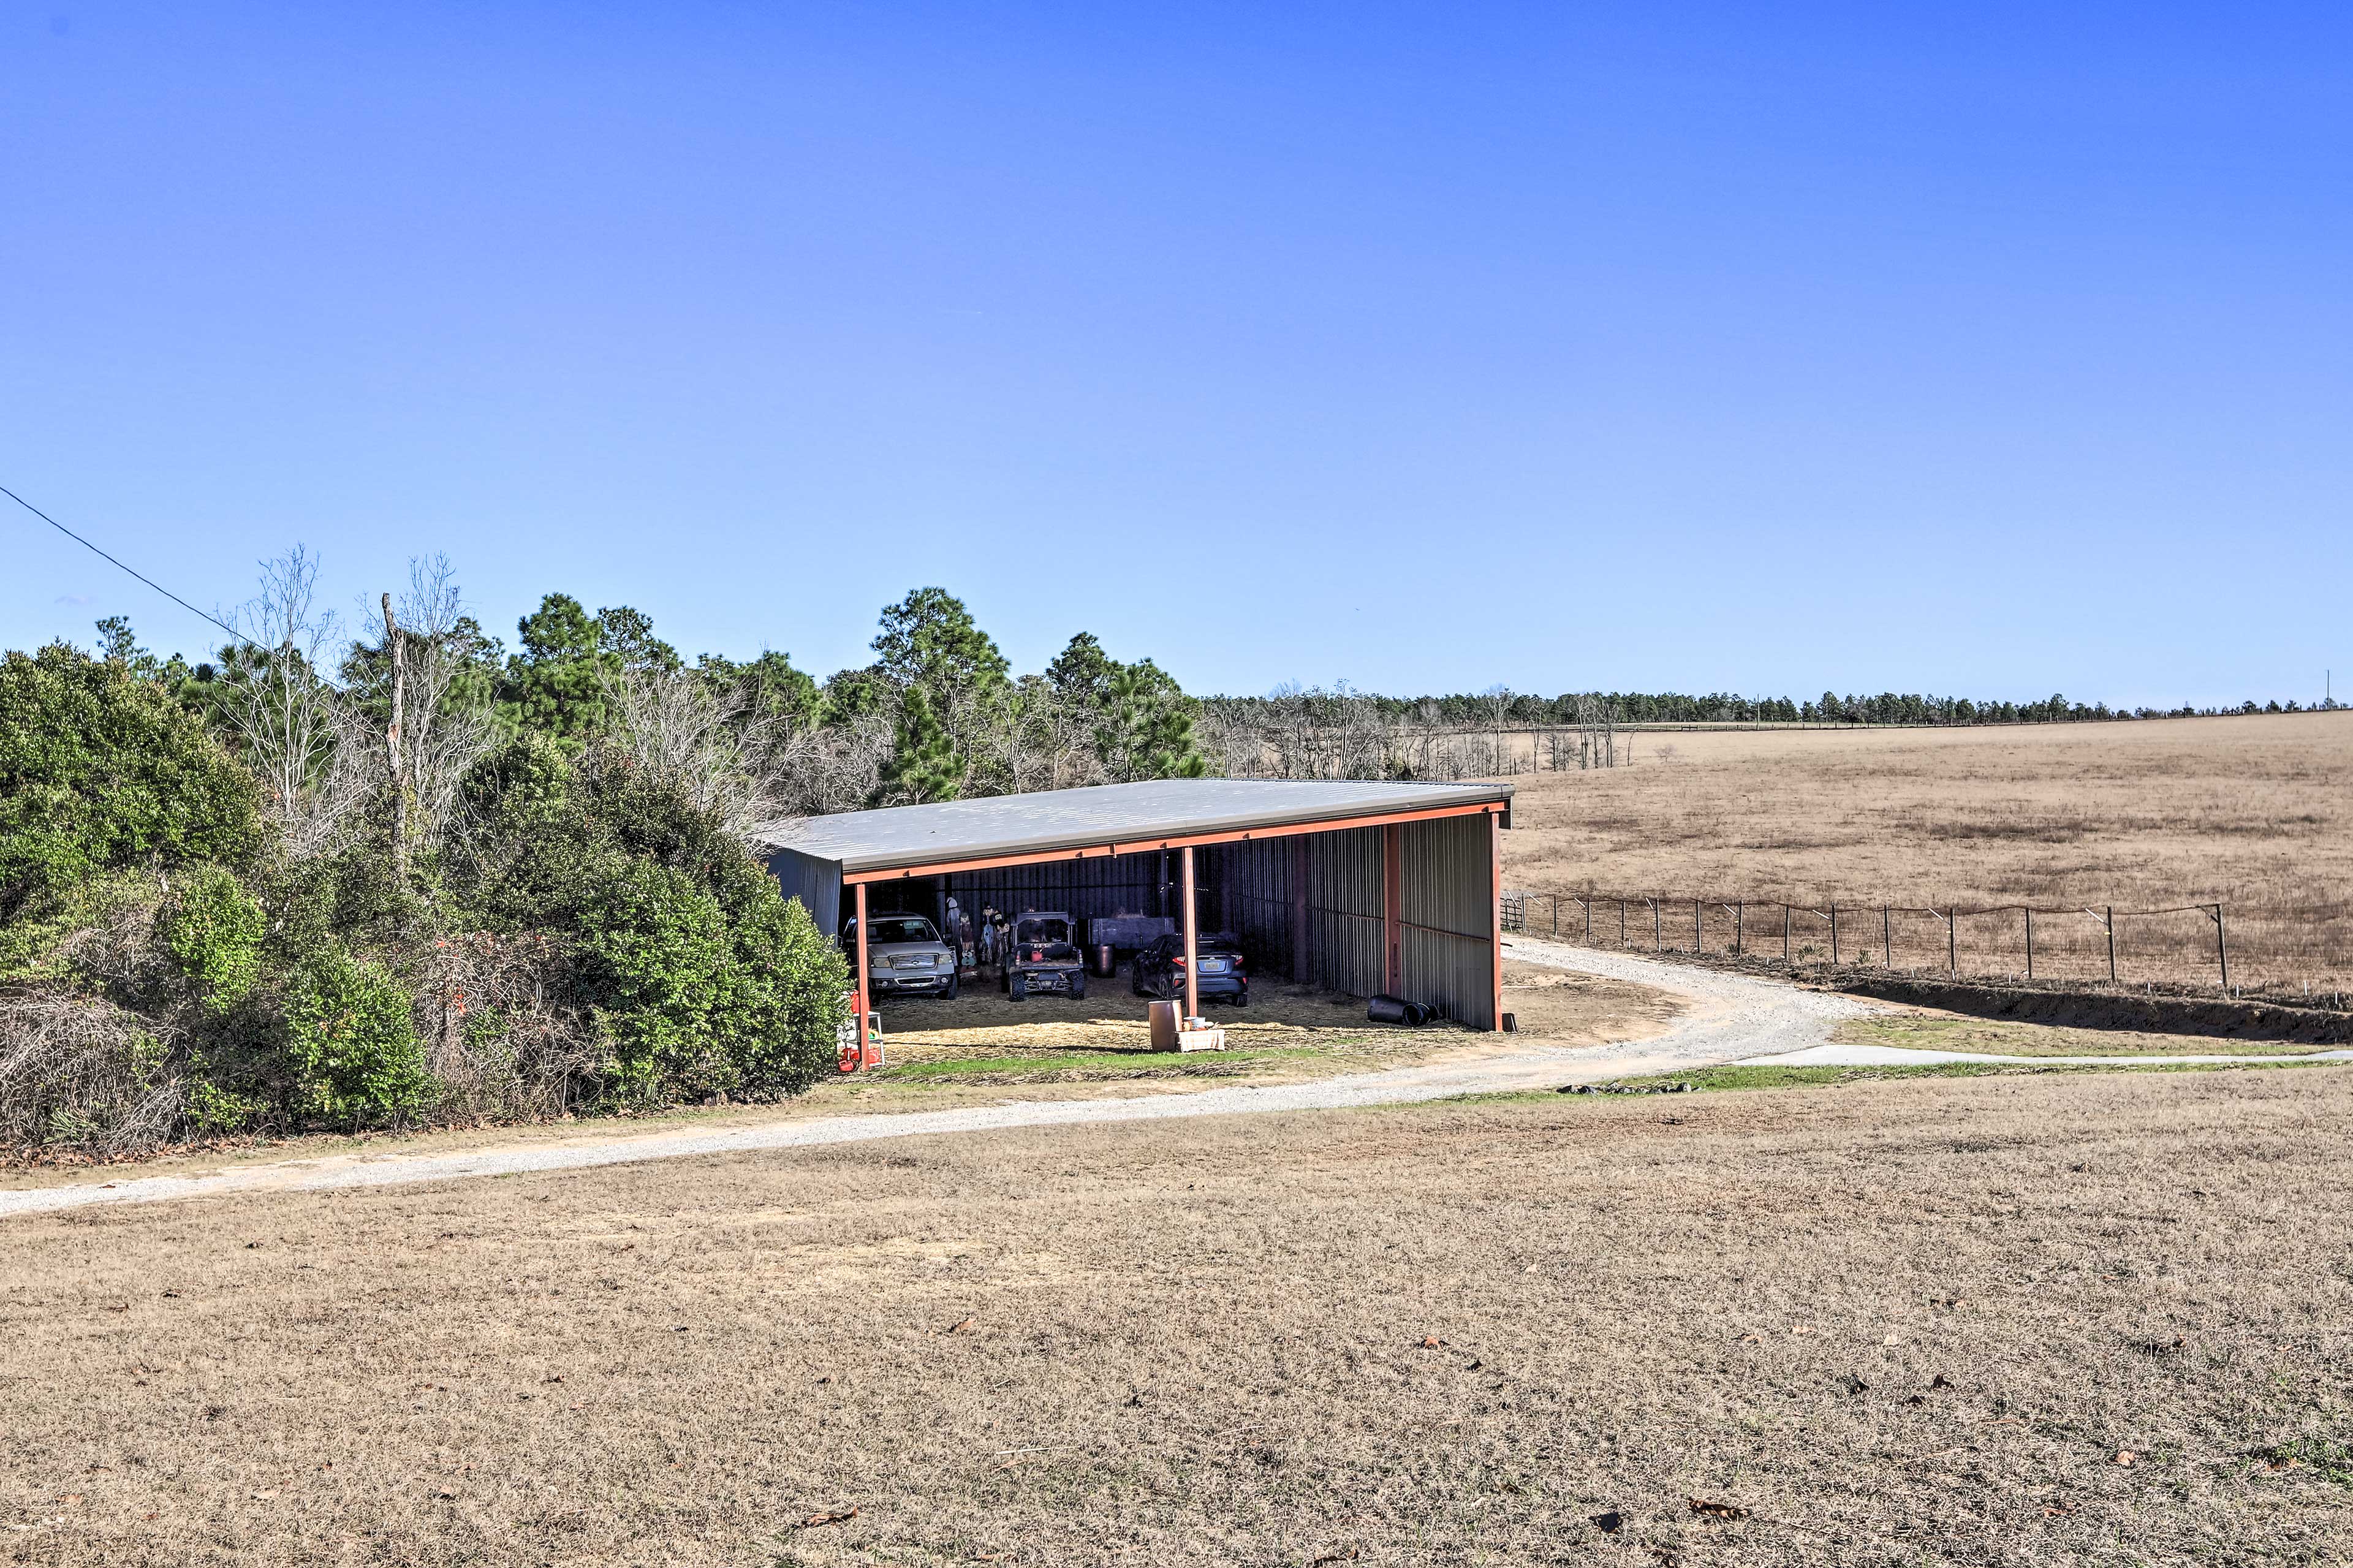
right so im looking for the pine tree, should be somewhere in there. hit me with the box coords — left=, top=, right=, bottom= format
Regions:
left=877, top=687, right=963, bottom=804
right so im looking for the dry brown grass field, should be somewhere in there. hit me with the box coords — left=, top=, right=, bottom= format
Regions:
left=5, top=1067, right=2349, bottom=1566
left=1501, top=711, right=2353, bottom=997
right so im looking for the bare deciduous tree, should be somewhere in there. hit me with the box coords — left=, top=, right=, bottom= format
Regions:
left=386, top=557, right=498, bottom=854
left=1483, top=684, right=1515, bottom=777
left=351, top=556, right=501, bottom=873
left=600, top=664, right=773, bottom=839
left=218, top=548, right=367, bottom=858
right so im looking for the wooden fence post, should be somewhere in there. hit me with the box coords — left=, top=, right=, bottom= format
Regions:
left=2215, top=903, right=2230, bottom=994
left=1619, top=898, right=1627, bottom=945
left=1694, top=899, right=1702, bottom=954
left=1735, top=900, right=1744, bottom=955
left=1882, top=904, right=1891, bottom=967
left=1585, top=890, right=1593, bottom=941
left=1947, top=908, right=1957, bottom=975
left=1783, top=904, right=1791, bottom=962
left=2105, top=904, right=2116, bottom=983
left=2025, top=907, right=2034, bottom=979
left=1653, top=898, right=1661, bottom=952
left=1830, top=903, right=1840, bottom=966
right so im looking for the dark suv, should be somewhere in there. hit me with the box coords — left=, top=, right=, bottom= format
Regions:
left=1131, top=932, right=1249, bottom=1006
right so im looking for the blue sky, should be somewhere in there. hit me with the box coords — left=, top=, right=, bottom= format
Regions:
left=6, top=2, right=2347, bottom=706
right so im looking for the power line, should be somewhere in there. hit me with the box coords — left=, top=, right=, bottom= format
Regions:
left=1, top=480, right=259, bottom=651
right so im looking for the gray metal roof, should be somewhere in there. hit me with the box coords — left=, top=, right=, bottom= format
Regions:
left=755, top=778, right=1513, bottom=874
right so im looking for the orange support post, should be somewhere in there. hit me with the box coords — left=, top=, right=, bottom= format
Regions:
left=1488, top=809, right=1504, bottom=1031
left=852, top=881, right=871, bottom=1065
left=1181, top=844, right=1199, bottom=1020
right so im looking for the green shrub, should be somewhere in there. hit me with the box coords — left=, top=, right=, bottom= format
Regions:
left=184, top=1076, right=268, bottom=1135
left=281, top=944, right=431, bottom=1126
left=0, top=645, right=262, bottom=923
left=0, top=867, right=166, bottom=989
left=726, top=892, right=849, bottom=1095
left=574, top=858, right=740, bottom=1099
left=159, top=865, right=265, bottom=1013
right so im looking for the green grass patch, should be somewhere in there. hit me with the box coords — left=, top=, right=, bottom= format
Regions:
left=1414, top=1056, right=2349, bottom=1110
left=2256, top=1436, right=2353, bottom=1489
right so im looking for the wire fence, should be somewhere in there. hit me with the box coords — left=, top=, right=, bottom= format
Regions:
left=1501, top=888, right=2353, bottom=1004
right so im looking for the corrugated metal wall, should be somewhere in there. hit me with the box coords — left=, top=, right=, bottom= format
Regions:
left=1199, top=838, right=1293, bottom=975
left=766, top=848, right=843, bottom=936
left=1309, top=826, right=1389, bottom=999
left=868, top=855, right=1164, bottom=937
left=1399, top=812, right=1497, bottom=1029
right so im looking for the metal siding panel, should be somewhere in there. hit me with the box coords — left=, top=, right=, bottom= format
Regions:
left=1398, top=814, right=1497, bottom=1028
left=1207, top=838, right=1297, bottom=975
left=944, top=853, right=1161, bottom=940
left=765, top=848, right=843, bottom=937
left=1309, top=825, right=1386, bottom=998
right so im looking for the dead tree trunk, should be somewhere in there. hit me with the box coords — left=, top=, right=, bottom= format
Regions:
left=382, top=592, right=408, bottom=882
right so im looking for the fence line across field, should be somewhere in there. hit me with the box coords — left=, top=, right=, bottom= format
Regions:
left=1501, top=890, right=2247, bottom=994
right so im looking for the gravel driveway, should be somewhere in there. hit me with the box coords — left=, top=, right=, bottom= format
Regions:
left=0, top=945, right=1879, bottom=1220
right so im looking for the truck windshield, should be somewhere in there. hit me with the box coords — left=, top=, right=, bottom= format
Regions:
left=868, top=917, right=938, bottom=944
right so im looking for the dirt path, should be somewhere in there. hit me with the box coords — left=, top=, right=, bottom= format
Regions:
left=0, top=946, right=1881, bottom=1220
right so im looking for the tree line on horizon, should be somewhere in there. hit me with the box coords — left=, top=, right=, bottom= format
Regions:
left=1224, top=686, right=2335, bottom=732
left=50, top=561, right=2334, bottom=815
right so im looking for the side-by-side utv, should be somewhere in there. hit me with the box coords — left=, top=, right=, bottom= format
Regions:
left=1001, top=911, right=1086, bottom=1001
